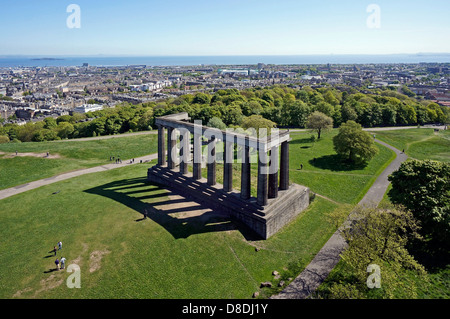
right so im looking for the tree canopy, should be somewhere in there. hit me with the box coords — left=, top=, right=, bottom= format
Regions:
left=333, top=120, right=378, bottom=163
left=388, top=159, right=450, bottom=251
left=306, top=111, right=333, bottom=139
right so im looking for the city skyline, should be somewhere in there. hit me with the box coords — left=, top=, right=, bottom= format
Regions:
left=1, top=0, right=450, bottom=57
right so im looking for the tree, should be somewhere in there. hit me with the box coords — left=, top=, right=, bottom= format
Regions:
left=388, top=160, right=450, bottom=250
left=207, top=117, right=227, bottom=130
left=326, top=206, right=426, bottom=299
left=43, top=117, right=57, bottom=129
left=192, top=92, right=211, bottom=105
left=333, top=120, right=378, bottom=163
left=0, top=135, right=9, bottom=144
left=56, top=122, right=75, bottom=139
left=241, top=115, right=276, bottom=137
left=305, top=111, right=333, bottom=139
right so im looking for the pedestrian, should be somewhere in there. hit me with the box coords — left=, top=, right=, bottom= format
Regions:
left=53, top=246, right=57, bottom=256
left=60, top=257, right=66, bottom=270
left=55, top=258, right=60, bottom=271
left=300, top=163, right=303, bottom=170
left=402, top=149, right=404, bottom=153
left=15, top=150, right=18, bottom=156
left=47, top=152, right=49, bottom=157
left=143, top=208, right=148, bottom=219
left=58, top=241, right=62, bottom=250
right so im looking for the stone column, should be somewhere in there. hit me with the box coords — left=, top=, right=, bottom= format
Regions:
left=192, top=131, right=202, bottom=180
left=157, top=125, right=166, bottom=166
left=179, top=130, right=189, bottom=175
left=240, top=137, right=251, bottom=200
left=167, top=127, right=176, bottom=169
left=268, top=146, right=279, bottom=199
left=257, top=149, right=268, bottom=206
left=223, top=136, right=234, bottom=192
left=279, top=140, right=289, bottom=190
left=207, top=136, right=216, bottom=185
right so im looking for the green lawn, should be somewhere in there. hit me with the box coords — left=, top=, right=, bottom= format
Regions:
left=0, top=163, right=342, bottom=299
left=373, top=128, right=450, bottom=162
left=0, top=134, right=158, bottom=190
left=287, top=130, right=395, bottom=204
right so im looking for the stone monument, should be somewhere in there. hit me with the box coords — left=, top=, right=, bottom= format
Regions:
left=147, top=112, right=309, bottom=239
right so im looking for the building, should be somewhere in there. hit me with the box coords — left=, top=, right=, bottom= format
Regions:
left=72, top=104, right=103, bottom=114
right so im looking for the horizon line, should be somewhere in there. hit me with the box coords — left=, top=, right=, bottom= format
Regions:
left=2, top=52, right=450, bottom=58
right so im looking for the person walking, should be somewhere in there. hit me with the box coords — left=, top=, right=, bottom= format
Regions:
left=58, top=241, right=62, bottom=251
left=53, top=246, right=57, bottom=256
left=60, top=257, right=66, bottom=270
left=55, top=258, right=60, bottom=271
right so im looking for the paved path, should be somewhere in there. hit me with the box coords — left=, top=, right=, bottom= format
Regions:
left=0, top=153, right=158, bottom=201
left=272, top=139, right=408, bottom=299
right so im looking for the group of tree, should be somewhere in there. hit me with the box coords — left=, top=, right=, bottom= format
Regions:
left=0, top=103, right=155, bottom=143
left=1, top=84, right=449, bottom=143
left=322, top=159, right=449, bottom=298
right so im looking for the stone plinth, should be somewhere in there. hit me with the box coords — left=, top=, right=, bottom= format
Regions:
left=147, top=165, right=309, bottom=239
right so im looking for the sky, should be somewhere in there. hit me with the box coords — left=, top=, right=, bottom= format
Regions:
left=0, top=0, right=449, bottom=56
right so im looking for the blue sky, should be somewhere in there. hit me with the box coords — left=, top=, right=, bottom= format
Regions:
left=1, top=0, right=449, bottom=56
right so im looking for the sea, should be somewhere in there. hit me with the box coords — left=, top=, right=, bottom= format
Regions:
left=0, top=54, right=449, bottom=68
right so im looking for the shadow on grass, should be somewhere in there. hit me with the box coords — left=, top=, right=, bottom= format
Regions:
left=84, top=177, right=259, bottom=241
left=309, top=154, right=366, bottom=171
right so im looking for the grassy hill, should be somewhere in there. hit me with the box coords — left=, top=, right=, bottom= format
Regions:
left=0, top=129, right=396, bottom=298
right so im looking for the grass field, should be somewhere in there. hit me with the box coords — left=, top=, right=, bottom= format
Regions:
left=0, top=163, right=342, bottom=299
left=373, top=128, right=450, bottom=162
left=0, top=133, right=158, bottom=190
left=0, top=129, right=396, bottom=299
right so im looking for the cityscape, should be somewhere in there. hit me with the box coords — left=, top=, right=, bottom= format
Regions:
left=1, top=61, right=449, bottom=124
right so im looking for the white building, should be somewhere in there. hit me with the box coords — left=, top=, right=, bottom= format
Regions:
left=73, top=104, right=103, bottom=113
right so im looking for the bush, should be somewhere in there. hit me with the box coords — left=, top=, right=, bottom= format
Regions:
left=0, top=135, right=9, bottom=144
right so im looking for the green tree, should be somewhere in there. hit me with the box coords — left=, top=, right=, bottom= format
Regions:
left=289, top=101, right=311, bottom=127
left=241, top=115, right=276, bottom=137
left=388, top=160, right=450, bottom=250
left=207, top=117, right=227, bottom=130
left=327, top=206, right=426, bottom=299
left=0, top=135, right=9, bottom=144
left=193, top=92, right=211, bottom=105
left=56, top=122, right=75, bottom=139
left=43, top=117, right=57, bottom=129
left=305, top=111, right=333, bottom=139
left=333, top=120, right=378, bottom=163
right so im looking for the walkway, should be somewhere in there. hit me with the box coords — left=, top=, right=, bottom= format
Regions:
left=271, top=139, right=408, bottom=299
left=0, top=153, right=158, bottom=201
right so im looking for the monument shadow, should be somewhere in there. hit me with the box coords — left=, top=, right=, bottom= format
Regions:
left=84, top=177, right=260, bottom=240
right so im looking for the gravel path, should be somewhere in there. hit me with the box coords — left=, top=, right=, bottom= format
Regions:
left=0, top=153, right=157, bottom=200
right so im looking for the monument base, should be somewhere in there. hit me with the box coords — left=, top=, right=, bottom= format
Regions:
left=147, top=165, right=310, bottom=239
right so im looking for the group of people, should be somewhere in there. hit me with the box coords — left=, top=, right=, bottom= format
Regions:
left=52, top=241, right=66, bottom=271
left=110, top=155, right=122, bottom=164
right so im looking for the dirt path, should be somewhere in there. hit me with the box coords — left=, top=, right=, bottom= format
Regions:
left=0, top=151, right=61, bottom=159
left=0, top=153, right=158, bottom=200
